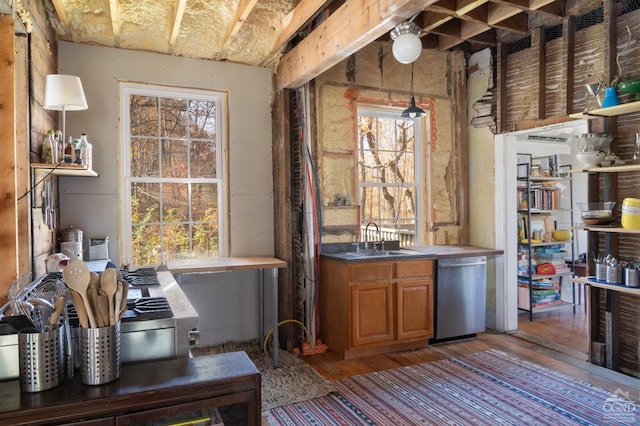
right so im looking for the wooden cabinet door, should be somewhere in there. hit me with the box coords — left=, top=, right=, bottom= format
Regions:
left=396, top=279, right=434, bottom=340
left=350, top=282, right=394, bottom=347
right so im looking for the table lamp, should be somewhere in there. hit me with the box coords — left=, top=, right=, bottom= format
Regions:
left=43, top=74, right=88, bottom=145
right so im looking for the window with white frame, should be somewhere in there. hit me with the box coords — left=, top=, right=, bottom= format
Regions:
left=356, top=106, right=424, bottom=247
left=120, top=83, right=227, bottom=266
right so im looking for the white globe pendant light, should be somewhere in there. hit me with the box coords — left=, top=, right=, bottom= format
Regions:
left=390, top=22, right=422, bottom=64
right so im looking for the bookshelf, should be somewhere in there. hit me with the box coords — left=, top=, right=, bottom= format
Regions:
left=517, top=154, right=576, bottom=320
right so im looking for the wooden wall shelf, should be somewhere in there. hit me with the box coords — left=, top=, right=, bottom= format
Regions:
left=569, top=100, right=640, bottom=119
left=31, top=163, right=98, bottom=177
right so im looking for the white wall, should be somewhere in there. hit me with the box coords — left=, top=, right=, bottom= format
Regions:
left=57, top=42, right=275, bottom=267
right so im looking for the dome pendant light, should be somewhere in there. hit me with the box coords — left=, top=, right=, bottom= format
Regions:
left=390, top=21, right=422, bottom=64
left=401, top=63, right=425, bottom=119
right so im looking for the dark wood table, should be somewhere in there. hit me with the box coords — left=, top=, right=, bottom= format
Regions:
left=0, top=351, right=261, bottom=425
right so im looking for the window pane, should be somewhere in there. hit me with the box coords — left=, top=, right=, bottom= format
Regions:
left=161, top=98, right=188, bottom=138
left=191, top=183, right=217, bottom=222
left=131, top=138, right=160, bottom=177
left=190, top=140, right=217, bottom=178
left=162, top=224, right=191, bottom=260
left=357, top=109, right=421, bottom=247
left=130, top=96, right=159, bottom=137
left=131, top=224, right=161, bottom=266
left=189, top=100, right=216, bottom=139
left=192, top=223, right=219, bottom=257
left=161, top=139, right=188, bottom=178
left=161, top=183, right=189, bottom=223
left=131, top=183, right=160, bottom=223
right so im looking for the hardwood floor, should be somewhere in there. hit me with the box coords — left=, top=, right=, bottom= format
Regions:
left=301, top=305, right=639, bottom=399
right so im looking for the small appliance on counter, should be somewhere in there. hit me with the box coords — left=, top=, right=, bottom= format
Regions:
left=60, top=225, right=83, bottom=260
left=89, top=237, right=109, bottom=260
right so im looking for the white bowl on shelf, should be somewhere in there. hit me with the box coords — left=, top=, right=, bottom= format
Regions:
left=575, top=151, right=605, bottom=169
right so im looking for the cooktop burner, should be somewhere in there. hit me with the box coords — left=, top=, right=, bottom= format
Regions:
left=66, top=296, right=173, bottom=326
left=120, top=268, right=160, bottom=286
left=121, top=297, right=173, bottom=322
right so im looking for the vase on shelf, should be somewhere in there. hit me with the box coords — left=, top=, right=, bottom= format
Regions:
left=601, top=86, right=620, bottom=108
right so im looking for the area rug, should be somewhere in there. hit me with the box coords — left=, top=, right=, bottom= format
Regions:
left=191, top=340, right=334, bottom=413
left=267, top=349, right=639, bottom=425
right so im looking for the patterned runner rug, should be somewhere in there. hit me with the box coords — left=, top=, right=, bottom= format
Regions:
left=267, top=349, right=639, bottom=425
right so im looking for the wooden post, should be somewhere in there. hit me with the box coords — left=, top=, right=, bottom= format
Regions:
left=0, top=15, right=17, bottom=305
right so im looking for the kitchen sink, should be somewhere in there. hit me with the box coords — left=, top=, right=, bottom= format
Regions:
left=341, top=250, right=414, bottom=257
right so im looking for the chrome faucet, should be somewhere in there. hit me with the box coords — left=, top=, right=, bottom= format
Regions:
left=364, top=222, right=379, bottom=250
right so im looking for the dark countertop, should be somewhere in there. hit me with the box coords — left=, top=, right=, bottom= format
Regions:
left=320, top=243, right=502, bottom=263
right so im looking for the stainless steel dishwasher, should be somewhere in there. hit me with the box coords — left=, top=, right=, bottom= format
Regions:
left=432, top=256, right=487, bottom=342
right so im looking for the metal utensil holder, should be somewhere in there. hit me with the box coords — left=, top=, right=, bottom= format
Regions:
left=18, top=325, right=63, bottom=392
left=605, top=264, right=622, bottom=284
left=80, top=323, right=120, bottom=385
left=624, top=268, right=640, bottom=287
left=595, top=263, right=607, bottom=282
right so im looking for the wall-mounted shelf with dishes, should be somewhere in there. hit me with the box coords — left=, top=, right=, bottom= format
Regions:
left=31, top=163, right=98, bottom=177
left=569, top=100, right=640, bottom=119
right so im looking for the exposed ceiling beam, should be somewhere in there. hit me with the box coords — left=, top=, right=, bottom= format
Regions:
left=269, top=0, right=333, bottom=58
left=422, top=11, right=453, bottom=32
left=109, top=0, right=120, bottom=47
left=492, top=14, right=528, bottom=33
left=276, top=0, right=440, bottom=89
left=487, top=3, right=522, bottom=24
left=216, top=0, right=260, bottom=60
left=168, top=0, right=187, bottom=52
left=50, top=0, right=67, bottom=27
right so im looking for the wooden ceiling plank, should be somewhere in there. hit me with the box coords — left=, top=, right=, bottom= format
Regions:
left=491, top=14, right=528, bottom=33
left=456, top=0, right=489, bottom=16
left=529, top=0, right=557, bottom=10
left=438, top=33, right=464, bottom=50
left=422, top=11, right=454, bottom=31
left=467, top=29, right=496, bottom=44
left=271, top=0, right=333, bottom=56
left=109, top=0, right=120, bottom=46
left=276, top=0, right=440, bottom=89
left=431, top=19, right=461, bottom=37
left=460, top=20, right=491, bottom=39
left=169, top=0, right=187, bottom=49
left=487, top=3, right=522, bottom=24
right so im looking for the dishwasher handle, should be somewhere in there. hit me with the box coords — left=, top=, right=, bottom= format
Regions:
left=439, top=260, right=486, bottom=268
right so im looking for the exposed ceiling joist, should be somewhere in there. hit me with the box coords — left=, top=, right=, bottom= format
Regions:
left=276, top=0, right=440, bottom=89
left=168, top=0, right=187, bottom=51
left=215, top=0, right=260, bottom=60
left=109, top=0, right=120, bottom=46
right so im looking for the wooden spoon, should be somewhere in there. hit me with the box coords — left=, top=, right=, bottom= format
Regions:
left=46, top=295, right=67, bottom=330
left=96, top=289, right=110, bottom=328
left=118, top=280, right=129, bottom=321
left=100, top=268, right=118, bottom=326
left=69, top=288, right=89, bottom=328
left=63, top=260, right=96, bottom=328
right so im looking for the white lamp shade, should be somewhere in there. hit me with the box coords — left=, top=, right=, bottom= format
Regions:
left=44, top=74, right=88, bottom=111
left=392, top=33, right=422, bottom=64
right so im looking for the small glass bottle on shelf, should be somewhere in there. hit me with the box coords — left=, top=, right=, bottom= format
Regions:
left=40, top=130, right=56, bottom=163
left=63, top=137, right=73, bottom=164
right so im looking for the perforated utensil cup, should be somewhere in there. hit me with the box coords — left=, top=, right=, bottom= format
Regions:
left=80, top=323, right=120, bottom=385
left=18, top=325, right=63, bottom=392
